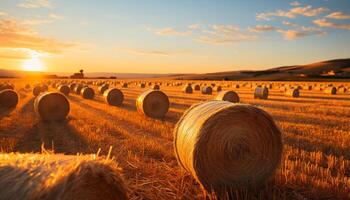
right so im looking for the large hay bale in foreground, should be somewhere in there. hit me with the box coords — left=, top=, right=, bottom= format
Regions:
left=34, top=92, right=70, bottom=122
left=324, top=87, right=337, bottom=95
left=201, top=86, right=212, bottom=95
left=174, top=101, right=283, bottom=195
left=104, top=88, right=124, bottom=106
left=81, top=87, right=95, bottom=99
left=254, top=86, right=269, bottom=99
left=58, top=85, right=70, bottom=96
left=136, top=90, right=169, bottom=118
left=0, top=153, right=128, bottom=200
left=0, top=89, right=19, bottom=108
left=285, top=88, right=300, bottom=98
left=215, top=91, right=239, bottom=103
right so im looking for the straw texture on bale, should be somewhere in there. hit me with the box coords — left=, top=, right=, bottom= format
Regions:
left=0, top=84, right=14, bottom=91
left=34, top=92, right=70, bottom=122
left=69, top=83, right=77, bottom=91
left=81, top=87, right=95, bottom=99
left=174, top=101, right=283, bottom=195
left=324, top=87, right=337, bottom=95
left=99, top=84, right=109, bottom=94
left=201, top=86, right=212, bottom=95
left=285, top=88, right=299, bottom=98
left=0, top=89, right=19, bottom=108
left=58, top=85, right=70, bottom=96
left=74, top=84, right=84, bottom=95
left=215, top=91, right=240, bottom=103
left=136, top=90, right=169, bottom=118
left=104, top=88, right=124, bottom=106
left=0, top=153, right=128, bottom=200
left=254, top=86, right=269, bottom=99
left=183, top=85, right=193, bottom=94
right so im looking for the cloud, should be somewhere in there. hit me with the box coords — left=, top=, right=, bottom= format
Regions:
left=278, top=26, right=326, bottom=40
left=248, top=25, right=280, bottom=32
left=0, top=12, right=8, bottom=17
left=326, top=12, right=350, bottom=20
left=189, top=24, right=201, bottom=30
left=21, top=19, right=51, bottom=25
left=282, top=21, right=298, bottom=27
left=257, top=5, right=329, bottom=21
left=290, top=1, right=301, bottom=6
left=0, top=19, right=74, bottom=54
left=196, top=25, right=257, bottom=45
left=0, top=48, right=31, bottom=60
left=313, top=18, right=350, bottom=30
left=148, top=27, right=191, bottom=36
left=18, top=0, right=50, bottom=8
left=120, top=48, right=191, bottom=56
left=49, top=14, right=64, bottom=20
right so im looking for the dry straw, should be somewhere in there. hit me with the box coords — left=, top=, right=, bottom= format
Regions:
left=254, top=86, right=269, bottom=99
left=285, top=88, right=300, bottom=98
left=58, top=85, right=70, bottom=96
left=136, top=90, right=169, bottom=118
left=81, top=87, right=95, bottom=99
left=0, top=153, right=128, bottom=200
left=104, top=88, right=124, bottom=106
left=34, top=92, right=70, bottom=122
left=0, top=89, right=19, bottom=108
left=215, top=91, right=240, bottom=103
left=174, top=101, right=283, bottom=195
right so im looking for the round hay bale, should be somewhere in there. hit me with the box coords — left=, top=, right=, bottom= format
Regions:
left=136, top=90, right=169, bottom=118
left=174, top=101, right=283, bottom=195
left=0, top=153, right=128, bottom=200
left=338, top=87, right=347, bottom=93
left=215, top=86, right=222, bottom=92
left=254, top=86, right=269, bottom=99
left=183, top=85, right=193, bottom=94
left=201, top=86, right=212, bottom=95
left=34, top=92, right=70, bottom=122
left=81, top=87, right=95, bottom=99
left=285, top=88, right=300, bottom=98
left=41, top=84, right=48, bottom=92
left=194, top=84, right=200, bottom=91
left=69, top=83, right=77, bottom=91
left=324, top=87, right=337, bottom=95
left=215, top=91, right=239, bottom=103
left=0, top=84, right=14, bottom=91
left=122, top=83, right=128, bottom=88
left=99, top=84, right=109, bottom=94
left=74, top=84, right=84, bottom=95
left=58, top=85, right=70, bottom=96
left=0, top=89, right=19, bottom=108
left=152, top=84, right=160, bottom=90
left=104, top=88, right=124, bottom=106
left=25, top=84, right=31, bottom=90
left=139, top=83, right=146, bottom=88
left=33, top=86, right=42, bottom=97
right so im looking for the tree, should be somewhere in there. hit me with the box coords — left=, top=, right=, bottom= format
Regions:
left=79, top=69, right=84, bottom=75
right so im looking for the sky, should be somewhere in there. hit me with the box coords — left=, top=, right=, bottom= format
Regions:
left=0, top=0, right=349, bottom=74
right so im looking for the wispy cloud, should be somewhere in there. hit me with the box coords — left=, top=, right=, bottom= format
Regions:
left=0, top=12, right=8, bottom=17
left=49, top=14, right=64, bottom=20
left=248, top=25, right=279, bottom=33
left=196, top=25, right=257, bottom=45
left=0, top=19, right=74, bottom=54
left=326, top=12, right=350, bottom=20
left=313, top=18, right=350, bottom=30
left=282, top=21, right=298, bottom=27
left=0, top=48, right=31, bottom=60
left=290, top=1, right=301, bottom=6
left=257, top=5, right=329, bottom=21
left=18, top=0, right=50, bottom=8
left=120, top=48, right=191, bottom=56
left=278, top=26, right=326, bottom=40
left=147, top=27, right=191, bottom=36
left=189, top=24, right=201, bottom=30
left=21, top=19, right=51, bottom=25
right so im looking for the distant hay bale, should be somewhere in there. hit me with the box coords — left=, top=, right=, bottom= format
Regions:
left=201, top=86, right=212, bottom=95
left=98, top=84, right=109, bottom=95
left=136, top=90, right=169, bottom=118
left=69, top=83, right=77, bottom=91
left=0, top=89, right=19, bottom=108
left=338, top=87, right=347, bottom=93
left=183, top=85, right=193, bottom=94
left=34, top=92, right=70, bottom=122
left=152, top=84, right=160, bottom=90
left=233, top=84, right=240, bottom=89
left=194, top=84, right=200, bottom=91
left=215, top=91, right=239, bottom=103
left=58, top=85, right=70, bottom=96
left=254, top=86, right=269, bottom=99
left=285, top=88, right=300, bottom=98
left=41, top=84, right=49, bottom=92
left=25, top=84, right=31, bottom=90
left=139, top=83, right=146, bottom=88
left=215, top=86, right=222, bottom=92
left=303, top=85, right=312, bottom=90
left=74, top=84, right=84, bottom=95
left=33, top=86, right=43, bottom=97
left=104, top=88, right=124, bottom=106
left=122, top=83, right=128, bottom=88
left=81, top=87, right=95, bottom=99
left=324, top=87, right=337, bottom=95
left=0, top=153, right=128, bottom=200
left=174, top=101, right=283, bottom=195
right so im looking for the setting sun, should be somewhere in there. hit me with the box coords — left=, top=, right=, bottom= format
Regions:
left=22, top=57, right=45, bottom=72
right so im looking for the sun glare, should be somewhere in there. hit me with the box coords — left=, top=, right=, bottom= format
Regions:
left=22, top=57, right=46, bottom=72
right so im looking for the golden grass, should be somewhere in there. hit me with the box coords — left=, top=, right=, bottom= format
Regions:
left=0, top=79, right=349, bottom=199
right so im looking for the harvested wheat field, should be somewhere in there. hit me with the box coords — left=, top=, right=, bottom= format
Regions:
left=0, top=79, right=349, bottom=200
